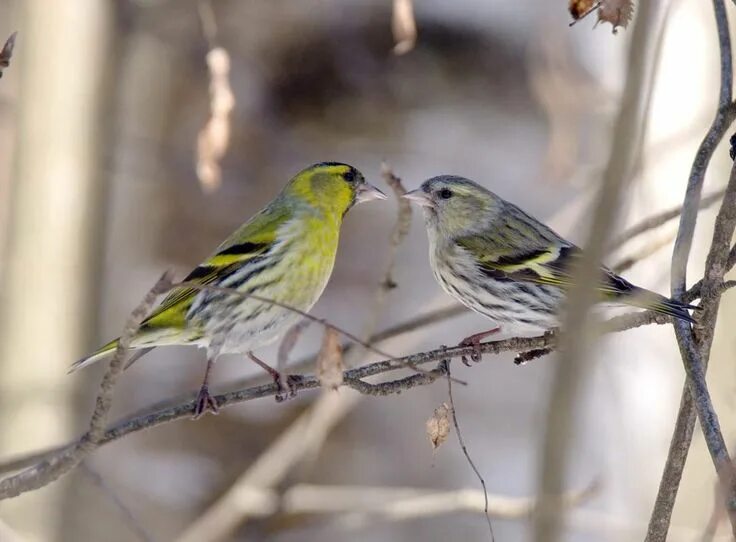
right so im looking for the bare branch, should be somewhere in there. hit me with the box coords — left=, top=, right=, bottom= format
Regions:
left=177, top=281, right=395, bottom=360
left=445, top=361, right=495, bottom=541
left=80, top=463, right=155, bottom=542
left=171, top=481, right=597, bottom=522
left=3, top=289, right=723, bottom=474
left=0, top=272, right=173, bottom=500
left=611, top=188, right=725, bottom=249
left=0, top=276, right=734, bottom=496
left=648, top=0, right=736, bottom=537
left=611, top=230, right=677, bottom=274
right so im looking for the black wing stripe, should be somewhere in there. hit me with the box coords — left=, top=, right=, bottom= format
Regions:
left=217, top=242, right=269, bottom=256
left=495, top=248, right=551, bottom=267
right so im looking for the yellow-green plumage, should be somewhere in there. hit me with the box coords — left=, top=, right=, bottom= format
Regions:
left=72, top=163, right=386, bottom=376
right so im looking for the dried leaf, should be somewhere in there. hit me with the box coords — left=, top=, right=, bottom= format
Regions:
left=569, top=0, right=598, bottom=20
left=597, top=0, right=634, bottom=33
left=196, top=47, right=234, bottom=194
left=0, top=32, right=17, bottom=78
left=392, top=0, right=417, bottom=55
left=317, top=327, right=343, bottom=390
left=426, top=403, right=451, bottom=451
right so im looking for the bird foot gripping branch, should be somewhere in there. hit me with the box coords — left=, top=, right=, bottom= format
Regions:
left=193, top=386, right=219, bottom=419
left=247, top=352, right=302, bottom=403
left=458, top=327, right=501, bottom=365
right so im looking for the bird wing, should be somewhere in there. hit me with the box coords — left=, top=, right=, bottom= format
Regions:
left=141, top=204, right=290, bottom=330
left=456, top=237, right=633, bottom=298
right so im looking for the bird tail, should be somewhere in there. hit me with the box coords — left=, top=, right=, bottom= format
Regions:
left=69, top=340, right=155, bottom=373
left=649, top=297, right=698, bottom=324
left=628, top=287, right=698, bottom=324
left=69, top=338, right=120, bottom=373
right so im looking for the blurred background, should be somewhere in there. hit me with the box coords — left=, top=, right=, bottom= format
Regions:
left=0, top=0, right=734, bottom=540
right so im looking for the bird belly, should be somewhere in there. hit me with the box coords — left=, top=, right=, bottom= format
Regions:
left=191, top=231, right=337, bottom=357
left=431, top=251, right=563, bottom=333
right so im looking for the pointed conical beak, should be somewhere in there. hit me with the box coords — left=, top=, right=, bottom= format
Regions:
left=401, top=189, right=433, bottom=208
left=356, top=182, right=387, bottom=203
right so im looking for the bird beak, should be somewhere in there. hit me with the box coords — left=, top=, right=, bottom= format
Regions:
left=356, top=182, right=387, bottom=203
left=402, top=189, right=433, bottom=208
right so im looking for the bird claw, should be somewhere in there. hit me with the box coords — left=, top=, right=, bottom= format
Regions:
left=458, top=327, right=501, bottom=364
left=458, top=341, right=483, bottom=363
left=193, top=385, right=219, bottom=419
left=274, top=374, right=303, bottom=402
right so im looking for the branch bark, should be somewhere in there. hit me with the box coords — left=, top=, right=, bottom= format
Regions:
left=647, top=0, right=736, bottom=538
left=0, top=274, right=172, bottom=500
left=2, top=277, right=732, bottom=497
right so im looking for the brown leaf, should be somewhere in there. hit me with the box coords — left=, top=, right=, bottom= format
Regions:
left=0, top=32, right=17, bottom=78
left=196, top=47, right=234, bottom=194
left=598, top=0, right=634, bottom=33
left=426, top=403, right=451, bottom=451
left=392, top=0, right=417, bottom=55
left=317, top=326, right=344, bottom=390
left=569, top=0, right=598, bottom=20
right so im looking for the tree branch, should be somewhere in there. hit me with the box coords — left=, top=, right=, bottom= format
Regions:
left=648, top=0, right=736, bottom=537
left=536, top=2, right=665, bottom=540
left=3, top=276, right=733, bottom=495
left=0, top=272, right=173, bottom=500
left=611, top=188, right=725, bottom=249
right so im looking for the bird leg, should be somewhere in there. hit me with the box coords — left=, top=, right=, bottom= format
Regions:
left=458, top=327, right=501, bottom=365
left=193, top=358, right=219, bottom=419
left=247, top=352, right=300, bottom=402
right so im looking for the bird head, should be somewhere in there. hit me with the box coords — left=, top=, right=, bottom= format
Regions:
left=285, top=162, right=386, bottom=219
left=403, top=175, right=500, bottom=238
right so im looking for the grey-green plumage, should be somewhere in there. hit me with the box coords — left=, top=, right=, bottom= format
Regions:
left=403, top=175, right=696, bottom=333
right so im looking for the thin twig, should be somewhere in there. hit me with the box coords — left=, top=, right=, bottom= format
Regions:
left=0, top=174, right=714, bottom=481
left=0, top=272, right=173, bottom=500
left=445, top=361, right=494, bottom=541
left=344, top=363, right=448, bottom=396
left=648, top=0, right=736, bottom=537
left=178, top=281, right=395, bottom=360
left=0, top=277, right=734, bottom=490
left=197, top=1, right=217, bottom=47
left=171, top=481, right=597, bottom=522
left=611, top=188, right=725, bottom=249
left=81, top=462, right=155, bottom=542
left=611, top=230, right=677, bottom=274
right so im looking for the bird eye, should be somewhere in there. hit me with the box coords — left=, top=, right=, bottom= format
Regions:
left=343, top=169, right=356, bottom=183
left=438, top=188, right=453, bottom=200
